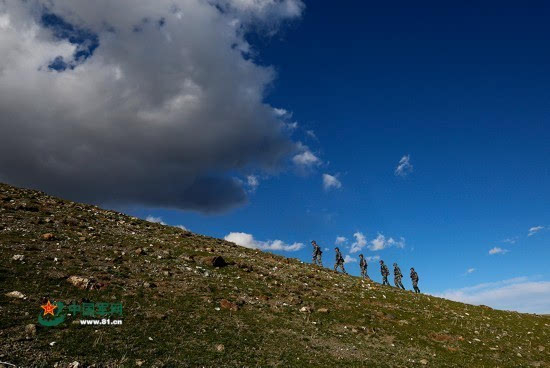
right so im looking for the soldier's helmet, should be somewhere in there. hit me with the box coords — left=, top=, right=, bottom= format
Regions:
left=379, top=260, right=384, bottom=264
left=335, top=247, right=340, bottom=251
left=393, top=262, right=397, bottom=266
left=311, top=240, right=316, bottom=245
left=359, top=254, right=364, bottom=258
left=410, top=267, right=414, bottom=271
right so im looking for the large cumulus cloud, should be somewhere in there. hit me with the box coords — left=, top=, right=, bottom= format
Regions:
left=0, top=0, right=304, bottom=212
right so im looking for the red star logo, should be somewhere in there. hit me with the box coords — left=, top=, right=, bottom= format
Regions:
left=41, top=300, right=57, bottom=316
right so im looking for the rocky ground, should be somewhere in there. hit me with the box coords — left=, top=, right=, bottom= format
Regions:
left=0, top=182, right=548, bottom=367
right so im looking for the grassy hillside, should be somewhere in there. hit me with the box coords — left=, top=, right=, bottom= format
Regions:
left=0, top=182, right=548, bottom=367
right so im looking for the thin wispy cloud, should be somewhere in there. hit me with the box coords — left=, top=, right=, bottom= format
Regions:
left=146, top=215, right=187, bottom=230
left=322, top=173, right=342, bottom=191
left=502, top=237, right=517, bottom=244
left=292, top=149, right=321, bottom=168
left=365, top=255, right=380, bottom=263
left=246, top=175, right=259, bottom=193
left=344, top=255, right=357, bottom=263
left=466, top=268, right=475, bottom=274
left=434, top=277, right=550, bottom=314
left=394, top=154, right=413, bottom=177
left=369, top=233, right=406, bottom=251
left=224, top=232, right=304, bottom=252
left=146, top=215, right=166, bottom=225
left=528, top=226, right=544, bottom=237
left=488, top=247, right=509, bottom=255
left=305, top=130, right=318, bottom=140
left=335, top=236, right=347, bottom=245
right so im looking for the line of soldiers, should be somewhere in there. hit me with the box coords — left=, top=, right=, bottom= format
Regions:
left=311, top=240, right=421, bottom=293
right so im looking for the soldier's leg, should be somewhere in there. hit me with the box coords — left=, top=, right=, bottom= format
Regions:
left=342, top=264, right=347, bottom=274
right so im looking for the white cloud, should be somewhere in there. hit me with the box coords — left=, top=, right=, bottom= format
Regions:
left=528, top=226, right=544, bottom=237
left=224, top=232, right=304, bottom=252
left=292, top=149, right=320, bottom=167
left=502, top=237, right=517, bottom=244
left=0, top=0, right=305, bottom=213
left=335, top=236, right=347, bottom=245
left=488, top=247, right=509, bottom=255
left=273, top=107, right=290, bottom=117
left=146, top=215, right=166, bottom=225
left=305, top=130, right=317, bottom=140
left=369, top=233, right=405, bottom=251
left=344, top=255, right=356, bottom=263
left=146, top=215, right=187, bottom=230
left=434, top=277, right=550, bottom=314
left=365, top=255, right=380, bottom=263
left=394, top=154, right=413, bottom=177
left=350, top=232, right=367, bottom=253
left=322, top=173, right=342, bottom=191
left=246, top=175, right=259, bottom=193
left=466, top=268, right=475, bottom=274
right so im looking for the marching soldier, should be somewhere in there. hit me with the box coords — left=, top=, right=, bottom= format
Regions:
left=393, top=262, right=405, bottom=289
left=334, top=247, right=347, bottom=274
left=311, top=240, right=323, bottom=266
left=410, top=267, right=420, bottom=293
left=380, top=260, right=390, bottom=285
left=359, top=254, right=369, bottom=279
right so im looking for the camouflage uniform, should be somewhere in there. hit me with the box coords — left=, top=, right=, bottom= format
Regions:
left=334, top=248, right=347, bottom=274
left=380, top=261, right=390, bottom=285
left=393, top=263, right=405, bottom=289
left=359, top=254, right=369, bottom=279
left=311, top=241, right=323, bottom=266
left=410, top=268, right=420, bottom=293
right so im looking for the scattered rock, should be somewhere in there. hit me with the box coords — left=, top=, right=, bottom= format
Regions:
left=317, top=308, right=329, bottom=313
left=135, top=360, right=144, bottom=367
left=42, top=233, right=55, bottom=241
left=143, top=282, right=157, bottom=288
left=135, top=248, right=147, bottom=255
left=420, top=359, right=428, bottom=365
left=299, top=306, right=311, bottom=313
left=67, top=276, right=91, bottom=289
left=216, top=344, right=225, bottom=352
left=6, top=291, right=25, bottom=299
left=12, top=254, right=25, bottom=261
left=538, top=345, right=545, bottom=352
left=25, top=323, right=36, bottom=338
left=220, top=299, right=238, bottom=311
left=68, top=362, right=80, bottom=368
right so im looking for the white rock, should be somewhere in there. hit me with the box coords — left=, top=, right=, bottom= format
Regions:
left=6, top=291, right=25, bottom=299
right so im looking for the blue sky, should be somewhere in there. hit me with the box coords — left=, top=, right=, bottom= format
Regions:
left=1, top=1, right=548, bottom=313
left=126, top=1, right=550, bottom=312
